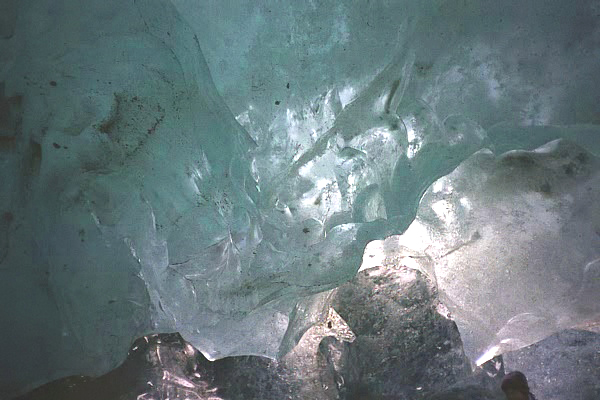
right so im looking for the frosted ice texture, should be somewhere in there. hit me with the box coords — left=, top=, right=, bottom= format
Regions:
left=369, top=139, right=600, bottom=364
left=1, top=0, right=424, bottom=387
left=1, top=0, right=600, bottom=394
left=183, top=0, right=600, bottom=368
left=1, top=0, right=363, bottom=370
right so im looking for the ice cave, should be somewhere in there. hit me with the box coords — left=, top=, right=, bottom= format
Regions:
left=0, top=0, right=599, bottom=399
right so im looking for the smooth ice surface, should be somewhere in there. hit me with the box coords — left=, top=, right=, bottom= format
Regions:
left=1, top=0, right=600, bottom=396
left=1, top=0, right=417, bottom=392
left=369, top=139, right=600, bottom=364
left=0, top=0, right=370, bottom=370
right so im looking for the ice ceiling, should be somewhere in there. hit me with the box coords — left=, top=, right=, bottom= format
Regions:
left=0, top=0, right=599, bottom=394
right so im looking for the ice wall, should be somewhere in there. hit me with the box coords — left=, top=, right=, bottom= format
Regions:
left=368, top=139, right=600, bottom=363
left=1, top=0, right=599, bottom=396
left=176, top=0, right=600, bottom=363
left=0, top=0, right=313, bottom=392
left=0, top=0, right=410, bottom=393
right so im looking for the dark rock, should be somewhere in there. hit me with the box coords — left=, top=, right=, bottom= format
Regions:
left=503, top=329, right=600, bottom=400
left=212, top=356, right=295, bottom=400
left=330, top=265, right=472, bottom=399
left=14, top=277, right=599, bottom=400
left=14, top=333, right=219, bottom=400
left=425, top=385, right=502, bottom=400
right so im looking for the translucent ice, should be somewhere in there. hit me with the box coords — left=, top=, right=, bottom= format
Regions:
left=370, top=139, right=600, bottom=364
left=1, top=0, right=420, bottom=391
left=2, top=0, right=366, bottom=366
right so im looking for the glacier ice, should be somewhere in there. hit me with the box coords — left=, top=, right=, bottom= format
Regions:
left=369, top=138, right=600, bottom=364
left=1, top=0, right=600, bottom=396
left=1, top=0, right=423, bottom=390
left=0, top=0, right=370, bottom=370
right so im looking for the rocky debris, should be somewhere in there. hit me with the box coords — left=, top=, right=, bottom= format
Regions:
left=13, top=267, right=599, bottom=400
left=14, top=333, right=220, bottom=400
left=503, top=329, right=600, bottom=400
left=329, top=264, right=501, bottom=399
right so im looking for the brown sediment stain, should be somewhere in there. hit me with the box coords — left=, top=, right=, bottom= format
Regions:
left=0, top=81, right=23, bottom=153
left=146, top=113, right=164, bottom=135
left=499, top=152, right=537, bottom=168
left=2, top=211, right=13, bottom=224
left=98, top=93, right=123, bottom=135
left=97, top=93, right=165, bottom=157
